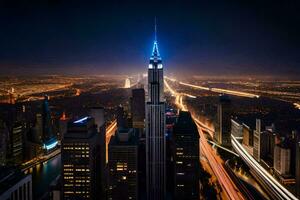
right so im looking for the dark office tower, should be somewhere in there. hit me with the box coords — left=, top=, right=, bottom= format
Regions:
left=42, top=96, right=53, bottom=140
left=62, top=117, right=101, bottom=200
left=215, top=95, right=231, bottom=147
left=173, top=111, right=199, bottom=199
left=146, top=22, right=166, bottom=200
left=117, top=106, right=128, bottom=129
left=108, top=128, right=138, bottom=200
left=89, top=107, right=106, bottom=197
left=131, top=88, right=145, bottom=129
left=11, top=121, right=24, bottom=165
left=0, top=120, right=9, bottom=166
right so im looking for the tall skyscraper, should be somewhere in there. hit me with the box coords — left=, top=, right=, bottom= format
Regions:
left=253, top=119, right=262, bottom=162
left=89, top=106, right=106, bottom=197
left=273, top=144, right=291, bottom=176
left=173, top=111, right=199, bottom=200
left=131, top=88, right=145, bottom=129
left=42, top=96, right=53, bottom=141
left=108, top=128, right=138, bottom=200
left=0, top=120, right=9, bottom=166
left=62, top=117, right=102, bottom=200
left=215, top=95, right=231, bottom=147
left=145, top=22, right=166, bottom=200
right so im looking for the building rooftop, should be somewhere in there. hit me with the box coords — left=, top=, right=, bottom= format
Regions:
left=0, top=167, right=31, bottom=195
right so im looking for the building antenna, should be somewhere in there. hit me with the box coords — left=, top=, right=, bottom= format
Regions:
left=155, top=16, right=157, bottom=42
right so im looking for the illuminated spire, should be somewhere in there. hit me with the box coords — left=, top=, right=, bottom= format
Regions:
left=151, top=17, right=160, bottom=58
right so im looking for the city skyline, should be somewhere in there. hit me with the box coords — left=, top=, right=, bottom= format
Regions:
left=0, top=1, right=300, bottom=200
left=0, top=1, right=300, bottom=77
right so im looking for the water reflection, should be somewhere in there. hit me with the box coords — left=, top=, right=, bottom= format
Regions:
left=29, top=154, right=61, bottom=199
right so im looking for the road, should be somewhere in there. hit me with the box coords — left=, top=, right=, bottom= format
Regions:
left=231, top=135, right=298, bottom=200
left=165, top=76, right=259, bottom=98
left=105, top=119, right=118, bottom=162
left=165, top=78, right=245, bottom=200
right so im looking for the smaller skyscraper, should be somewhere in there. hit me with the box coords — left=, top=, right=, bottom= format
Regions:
left=89, top=106, right=106, bottom=197
left=0, top=120, right=9, bottom=166
left=117, top=106, right=128, bottom=129
left=131, top=88, right=145, bottom=129
left=274, top=144, right=291, bottom=176
left=173, top=111, right=199, bottom=199
left=108, top=128, right=138, bottom=200
left=11, top=122, right=24, bottom=165
left=253, top=119, right=262, bottom=161
left=62, top=117, right=101, bottom=200
left=215, top=95, right=231, bottom=147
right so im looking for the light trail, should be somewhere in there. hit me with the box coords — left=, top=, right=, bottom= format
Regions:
left=165, top=78, right=245, bottom=200
left=165, top=76, right=260, bottom=98
left=105, top=119, right=117, bottom=163
left=294, top=103, right=300, bottom=110
left=231, top=135, right=298, bottom=200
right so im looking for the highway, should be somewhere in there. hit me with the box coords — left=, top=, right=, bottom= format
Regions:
left=231, top=134, right=298, bottom=200
left=164, top=78, right=245, bottom=200
left=105, top=119, right=118, bottom=162
left=165, top=76, right=260, bottom=98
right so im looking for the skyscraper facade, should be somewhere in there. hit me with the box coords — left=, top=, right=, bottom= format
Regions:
left=145, top=26, right=166, bottom=200
left=131, top=88, right=145, bottom=129
left=173, top=111, right=200, bottom=199
left=108, top=128, right=138, bottom=200
left=62, top=117, right=101, bottom=200
left=215, top=95, right=231, bottom=147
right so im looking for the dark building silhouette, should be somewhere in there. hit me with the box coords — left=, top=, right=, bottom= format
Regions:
left=62, top=117, right=102, bottom=200
left=117, top=106, right=128, bottom=129
left=89, top=106, right=106, bottom=197
left=108, top=128, right=138, bottom=200
left=131, top=88, right=145, bottom=129
left=173, top=111, right=199, bottom=199
left=215, top=95, right=231, bottom=147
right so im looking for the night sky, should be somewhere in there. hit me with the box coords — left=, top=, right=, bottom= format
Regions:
left=0, top=0, right=300, bottom=77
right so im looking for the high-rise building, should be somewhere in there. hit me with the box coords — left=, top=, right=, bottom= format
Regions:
left=253, top=119, right=262, bottom=161
left=173, top=111, right=199, bottom=200
left=0, top=120, right=9, bottom=166
left=117, top=106, right=128, bottom=129
left=131, top=88, right=145, bottom=129
left=231, top=119, right=243, bottom=139
left=34, top=113, right=43, bottom=142
left=274, top=144, right=291, bottom=176
left=0, top=169, right=32, bottom=200
left=215, top=95, right=231, bottom=147
left=59, top=112, right=69, bottom=141
left=108, top=128, right=138, bottom=200
left=145, top=23, right=166, bottom=200
left=11, top=122, right=24, bottom=165
left=42, top=96, right=53, bottom=141
left=62, top=117, right=102, bottom=200
left=89, top=106, right=106, bottom=197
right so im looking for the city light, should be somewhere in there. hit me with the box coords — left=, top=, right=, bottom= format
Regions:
left=73, top=116, right=89, bottom=124
left=43, top=140, right=58, bottom=151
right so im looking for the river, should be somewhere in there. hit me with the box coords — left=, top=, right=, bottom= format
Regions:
left=25, top=154, right=61, bottom=200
